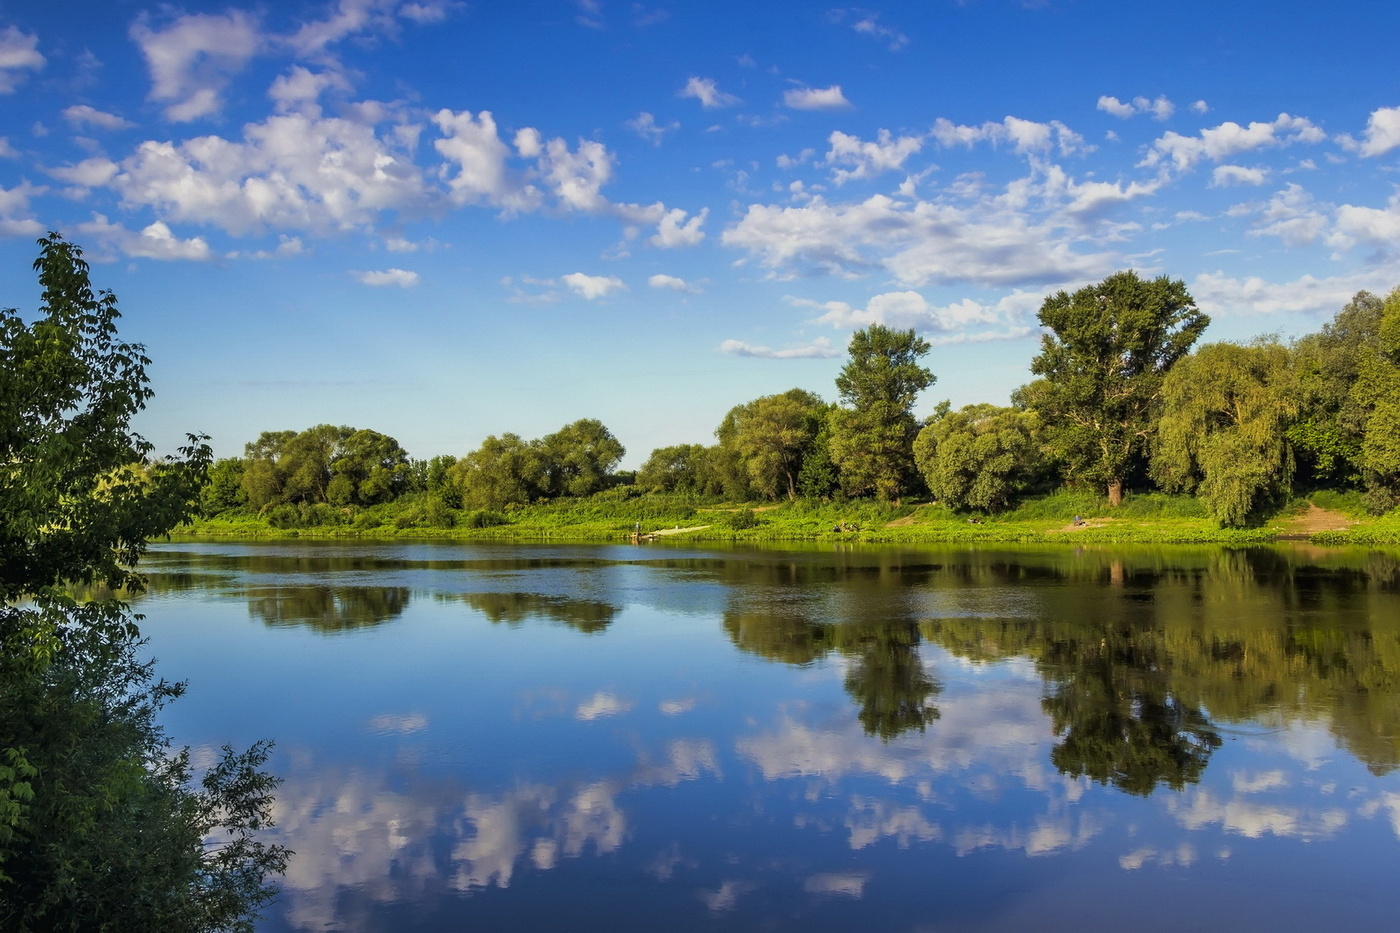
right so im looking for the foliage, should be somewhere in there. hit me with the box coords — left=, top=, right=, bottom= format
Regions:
left=448, top=432, right=546, bottom=511
left=1351, top=288, right=1400, bottom=513
left=0, top=235, right=287, bottom=930
left=829, top=325, right=934, bottom=501
left=720, top=508, right=761, bottom=530
left=1030, top=270, right=1208, bottom=505
left=718, top=389, right=824, bottom=500
left=1288, top=291, right=1383, bottom=487
left=538, top=418, right=625, bottom=498
left=914, top=403, right=1046, bottom=511
left=636, top=443, right=709, bottom=493
left=1153, top=340, right=1300, bottom=526
left=241, top=425, right=410, bottom=510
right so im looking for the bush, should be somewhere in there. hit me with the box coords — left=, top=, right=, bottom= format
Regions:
left=722, top=508, right=761, bottom=530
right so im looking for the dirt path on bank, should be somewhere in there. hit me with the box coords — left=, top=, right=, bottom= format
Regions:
left=1279, top=504, right=1355, bottom=536
left=1048, top=517, right=1118, bottom=534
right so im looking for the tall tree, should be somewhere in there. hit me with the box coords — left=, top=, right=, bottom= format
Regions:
left=1030, top=270, right=1208, bottom=505
left=449, top=433, right=547, bottom=510
left=828, top=325, right=934, bottom=501
left=538, top=418, right=624, bottom=498
left=1153, top=340, right=1300, bottom=526
left=0, top=235, right=287, bottom=930
left=1351, top=287, right=1400, bottom=512
left=719, top=389, right=824, bottom=500
left=1289, top=291, right=1384, bottom=487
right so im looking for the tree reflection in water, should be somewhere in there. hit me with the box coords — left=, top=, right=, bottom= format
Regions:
left=248, top=586, right=412, bottom=632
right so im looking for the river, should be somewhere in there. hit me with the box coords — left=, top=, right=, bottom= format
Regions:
left=135, top=539, right=1400, bottom=931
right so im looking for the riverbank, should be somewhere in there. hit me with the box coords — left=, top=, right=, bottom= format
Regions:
left=180, top=491, right=1400, bottom=546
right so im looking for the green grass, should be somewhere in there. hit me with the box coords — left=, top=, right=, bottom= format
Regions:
left=180, top=488, right=1400, bottom=546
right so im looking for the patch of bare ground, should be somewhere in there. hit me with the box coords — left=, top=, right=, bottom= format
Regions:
left=886, top=514, right=918, bottom=527
left=648, top=525, right=711, bottom=536
left=1047, top=517, right=1118, bottom=534
left=1279, top=504, right=1355, bottom=537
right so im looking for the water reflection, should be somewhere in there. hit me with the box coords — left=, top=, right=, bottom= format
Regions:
left=134, top=540, right=1400, bottom=932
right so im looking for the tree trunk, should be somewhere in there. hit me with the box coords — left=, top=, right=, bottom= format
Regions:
left=1108, top=479, right=1123, bottom=506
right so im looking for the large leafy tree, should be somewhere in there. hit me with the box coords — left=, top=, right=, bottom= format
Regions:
left=718, top=389, right=824, bottom=500
left=0, top=235, right=287, bottom=930
left=828, top=325, right=934, bottom=501
left=1153, top=340, right=1299, bottom=526
left=914, top=403, right=1046, bottom=512
left=636, top=443, right=709, bottom=494
left=538, top=418, right=624, bottom=498
left=1030, top=271, right=1208, bottom=505
left=1351, top=287, right=1400, bottom=513
left=448, top=432, right=547, bottom=510
left=1288, top=291, right=1384, bottom=487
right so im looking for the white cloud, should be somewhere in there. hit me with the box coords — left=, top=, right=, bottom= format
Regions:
left=718, top=337, right=839, bottom=359
left=649, top=207, right=707, bottom=247
left=1330, top=191, right=1400, bottom=256
left=46, top=156, right=119, bottom=188
left=287, top=0, right=401, bottom=56
left=826, top=129, right=923, bottom=184
left=1192, top=100, right=1210, bottom=114
left=794, top=289, right=1040, bottom=339
left=355, top=268, right=419, bottom=287
left=679, top=77, right=739, bottom=109
left=61, top=105, right=133, bottom=131
left=722, top=190, right=1117, bottom=288
left=268, top=66, right=353, bottom=113
left=626, top=111, right=677, bottom=145
left=1243, top=183, right=1327, bottom=246
left=931, top=116, right=1084, bottom=156
left=0, top=138, right=17, bottom=159
left=1192, top=269, right=1397, bottom=316
left=1096, top=95, right=1174, bottom=120
left=783, top=85, right=851, bottom=111
left=828, top=8, right=908, bottom=50
left=1143, top=113, right=1327, bottom=171
left=648, top=273, right=700, bottom=293
left=1355, top=106, right=1400, bottom=157
left=74, top=215, right=213, bottom=261
left=0, top=26, right=44, bottom=94
left=562, top=272, right=626, bottom=299
left=1211, top=165, right=1269, bottom=187
left=399, top=1, right=459, bottom=25
left=0, top=181, right=46, bottom=237
left=130, top=11, right=263, bottom=121
left=113, top=109, right=432, bottom=235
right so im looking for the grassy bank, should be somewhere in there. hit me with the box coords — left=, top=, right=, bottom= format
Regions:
left=178, top=490, right=1400, bottom=546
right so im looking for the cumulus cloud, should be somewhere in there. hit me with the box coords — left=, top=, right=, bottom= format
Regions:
left=130, top=10, right=264, bottom=121
left=1142, top=113, right=1327, bottom=172
left=356, top=268, right=419, bottom=287
left=287, top=0, right=401, bottom=56
left=74, top=214, right=213, bottom=260
left=1352, top=106, right=1400, bottom=157
left=783, top=85, right=851, bottom=111
left=1192, top=100, right=1210, bottom=114
left=679, top=76, right=739, bottom=109
left=1192, top=269, right=1397, bottom=316
left=718, top=337, right=839, bottom=359
left=268, top=66, right=353, bottom=113
left=792, top=290, right=1039, bottom=342
left=1211, top=165, right=1269, bottom=187
left=562, top=272, right=625, bottom=299
left=1330, top=191, right=1400, bottom=256
left=46, top=156, right=119, bottom=189
left=1237, top=183, right=1328, bottom=246
left=111, top=109, right=432, bottom=235
left=931, top=115, right=1084, bottom=156
left=722, top=190, right=1118, bottom=288
left=61, top=105, right=133, bottom=131
left=1096, top=95, right=1174, bottom=120
left=826, top=129, right=923, bottom=184
left=0, top=26, right=44, bottom=94
left=648, top=273, right=700, bottom=292
left=649, top=207, right=707, bottom=247
left=0, top=181, right=46, bottom=237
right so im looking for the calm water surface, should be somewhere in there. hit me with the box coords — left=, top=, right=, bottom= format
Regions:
left=134, top=540, right=1400, bottom=932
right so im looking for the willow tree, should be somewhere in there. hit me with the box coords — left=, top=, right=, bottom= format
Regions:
left=1153, top=340, right=1299, bottom=526
left=1031, top=271, right=1208, bottom=505
left=828, top=325, right=934, bottom=501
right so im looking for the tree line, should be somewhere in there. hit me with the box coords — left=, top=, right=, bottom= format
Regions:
left=204, top=271, right=1400, bottom=529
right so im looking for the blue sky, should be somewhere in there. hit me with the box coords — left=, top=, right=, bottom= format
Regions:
left=3, top=0, right=1399, bottom=466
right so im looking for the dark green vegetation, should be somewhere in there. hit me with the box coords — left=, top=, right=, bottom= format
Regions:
left=191, top=274, right=1400, bottom=544
left=1, top=236, right=288, bottom=931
